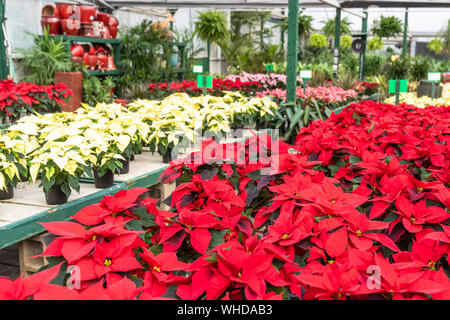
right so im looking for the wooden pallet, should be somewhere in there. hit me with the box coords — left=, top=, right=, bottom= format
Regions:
left=18, top=233, right=49, bottom=277
left=16, top=180, right=176, bottom=277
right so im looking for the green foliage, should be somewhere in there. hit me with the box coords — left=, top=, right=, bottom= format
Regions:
left=367, top=36, right=385, bottom=51
left=195, top=10, right=229, bottom=44
left=308, top=62, right=333, bottom=87
left=384, top=56, right=410, bottom=80
left=321, top=17, right=352, bottom=38
left=340, top=35, right=353, bottom=50
left=279, top=11, right=314, bottom=39
left=220, top=38, right=284, bottom=74
left=173, top=28, right=205, bottom=80
left=337, top=68, right=357, bottom=90
left=19, top=28, right=73, bottom=85
left=117, top=20, right=176, bottom=95
left=444, top=20, right=450, bottom=52
left=409, top=56, right=431, bottom=82
left=340, top=52, right=359, bottom=74
left=82, top=76, right=115, bottom=106
left=309, top=33, right=328, bottom=48
left=364, top=53, right=386, bottom=77
left=427, top=38, right=445, bottom=54
left=371, top=16, right=403, bottom=38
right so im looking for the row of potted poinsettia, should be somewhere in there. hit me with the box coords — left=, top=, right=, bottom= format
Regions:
left=0, top=92, right=278, bottom=205
left=0, top=80, right=72, bottom=123
left=0, top=103, right=148, bottom=205
left=127, top=92, right=278, bottom=159
left=2, top=100, right=449, bottom=300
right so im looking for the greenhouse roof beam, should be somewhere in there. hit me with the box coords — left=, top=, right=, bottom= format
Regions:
left=340, top=0, right=450, bottom=8
left=103, top=0, right=367, bottom=17
left=104, top=0, right=291, bottom=9
left=318, top=0, right=366, bottom=18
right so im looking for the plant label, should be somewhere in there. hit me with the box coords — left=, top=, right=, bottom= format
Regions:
left=427, top=72, right=441, bottom=82
left=193, top=65, right=203, bottom=73
left=197, top=74, right=204, bottom=88
left=388, top=79, right=407, bottom=94
left=299, top=70, right=312, bottom=79
left=197, top=75, right=213, bottom=89
left=265, top=64, right=274, bottom=71
left=205, top=75, right=213, bottom=89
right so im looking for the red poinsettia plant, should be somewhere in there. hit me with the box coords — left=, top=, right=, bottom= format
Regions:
left=2, top=100, right=449, bottom=300
left=148, top=79, right=261, bottom=99
left=0, top=80, right=72, bottom=122
left=354, top=81, right=380, bottom=96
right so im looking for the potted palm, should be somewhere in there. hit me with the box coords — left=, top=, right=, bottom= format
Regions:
left=20, top=28, right=83, bottom=112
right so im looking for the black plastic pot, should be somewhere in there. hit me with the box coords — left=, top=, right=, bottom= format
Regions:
left=130, top=152, right=135, bottom=161
left=117, top=158, right=130, bottom=174
left=162, top=151, right=172, bottom=164
left=417, top=80, right=442, bottom=98
left=93, top=169, right=114, bottom=189
left=45, top=184, right=68, bottom=205
left=256, top=120, right=267, bottom=130
left=0, top=183, right=14, bottom=200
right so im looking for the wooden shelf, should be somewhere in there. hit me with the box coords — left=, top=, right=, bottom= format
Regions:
left=87, top=69, right=121, bottom=76
left=48, top=35, right=120, bottom=44
left=43, top=35, right=122, bottom=77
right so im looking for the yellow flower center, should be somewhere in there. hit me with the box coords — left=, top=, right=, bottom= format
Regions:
left=356, top=229, right=362, bottom=237
left=153, top=266, right=161, bottom=272
left=91, top=235, right=97, bottom=241
left=237, top=272, right=242, bottom=278
left=331, top=199, right=336, bottom=203
left=410, top=216, right=416, bottom=222
left=104, top=258, right=112, bottom=267
left=417, top=187, right=423, bottom=193
left=328, top=259, right=335, bottom=264
left=282, top=233, right=289, bottom=239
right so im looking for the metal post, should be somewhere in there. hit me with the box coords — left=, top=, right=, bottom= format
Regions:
left=0, top=0, right=9, bottom=80
left=333, top=8, right=341, bottom=82
left=169, top=9, right=178, bottom=31
left=395, top=80, right=400, bottom=105
left=431, top=81, right=435, bottom=99
left=203, top=74, right=206, bottom=96
left=402, top=8, right=408, bottom=58
left=286, top=0, right=299, bottom=105
left=280, top=9, right=285, bottom=48
left=207, top=40, right=210, bottom=74
left=359, top=9, right=368, bottom=81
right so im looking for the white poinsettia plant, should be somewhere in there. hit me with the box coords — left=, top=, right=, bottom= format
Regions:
left=28, top=139, right=90, bottom=198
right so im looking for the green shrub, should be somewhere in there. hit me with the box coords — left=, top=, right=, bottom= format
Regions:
left=309, top=33, right=328, bottom=48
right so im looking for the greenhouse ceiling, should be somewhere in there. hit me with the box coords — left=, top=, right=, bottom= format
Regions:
left=101, top=0, right=450, bottom=8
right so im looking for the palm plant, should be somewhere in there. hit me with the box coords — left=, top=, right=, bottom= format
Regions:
left=173, top=27, right=205, bottom=79
left=321, top=17, right=352, bottom=38
left=279, top=11, right=314, bottom=58
left=194, top=10, right=230, bottom=69
left=409, top=56, right=431, bottom=82
left=19, top=27, right=72, bottom=85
